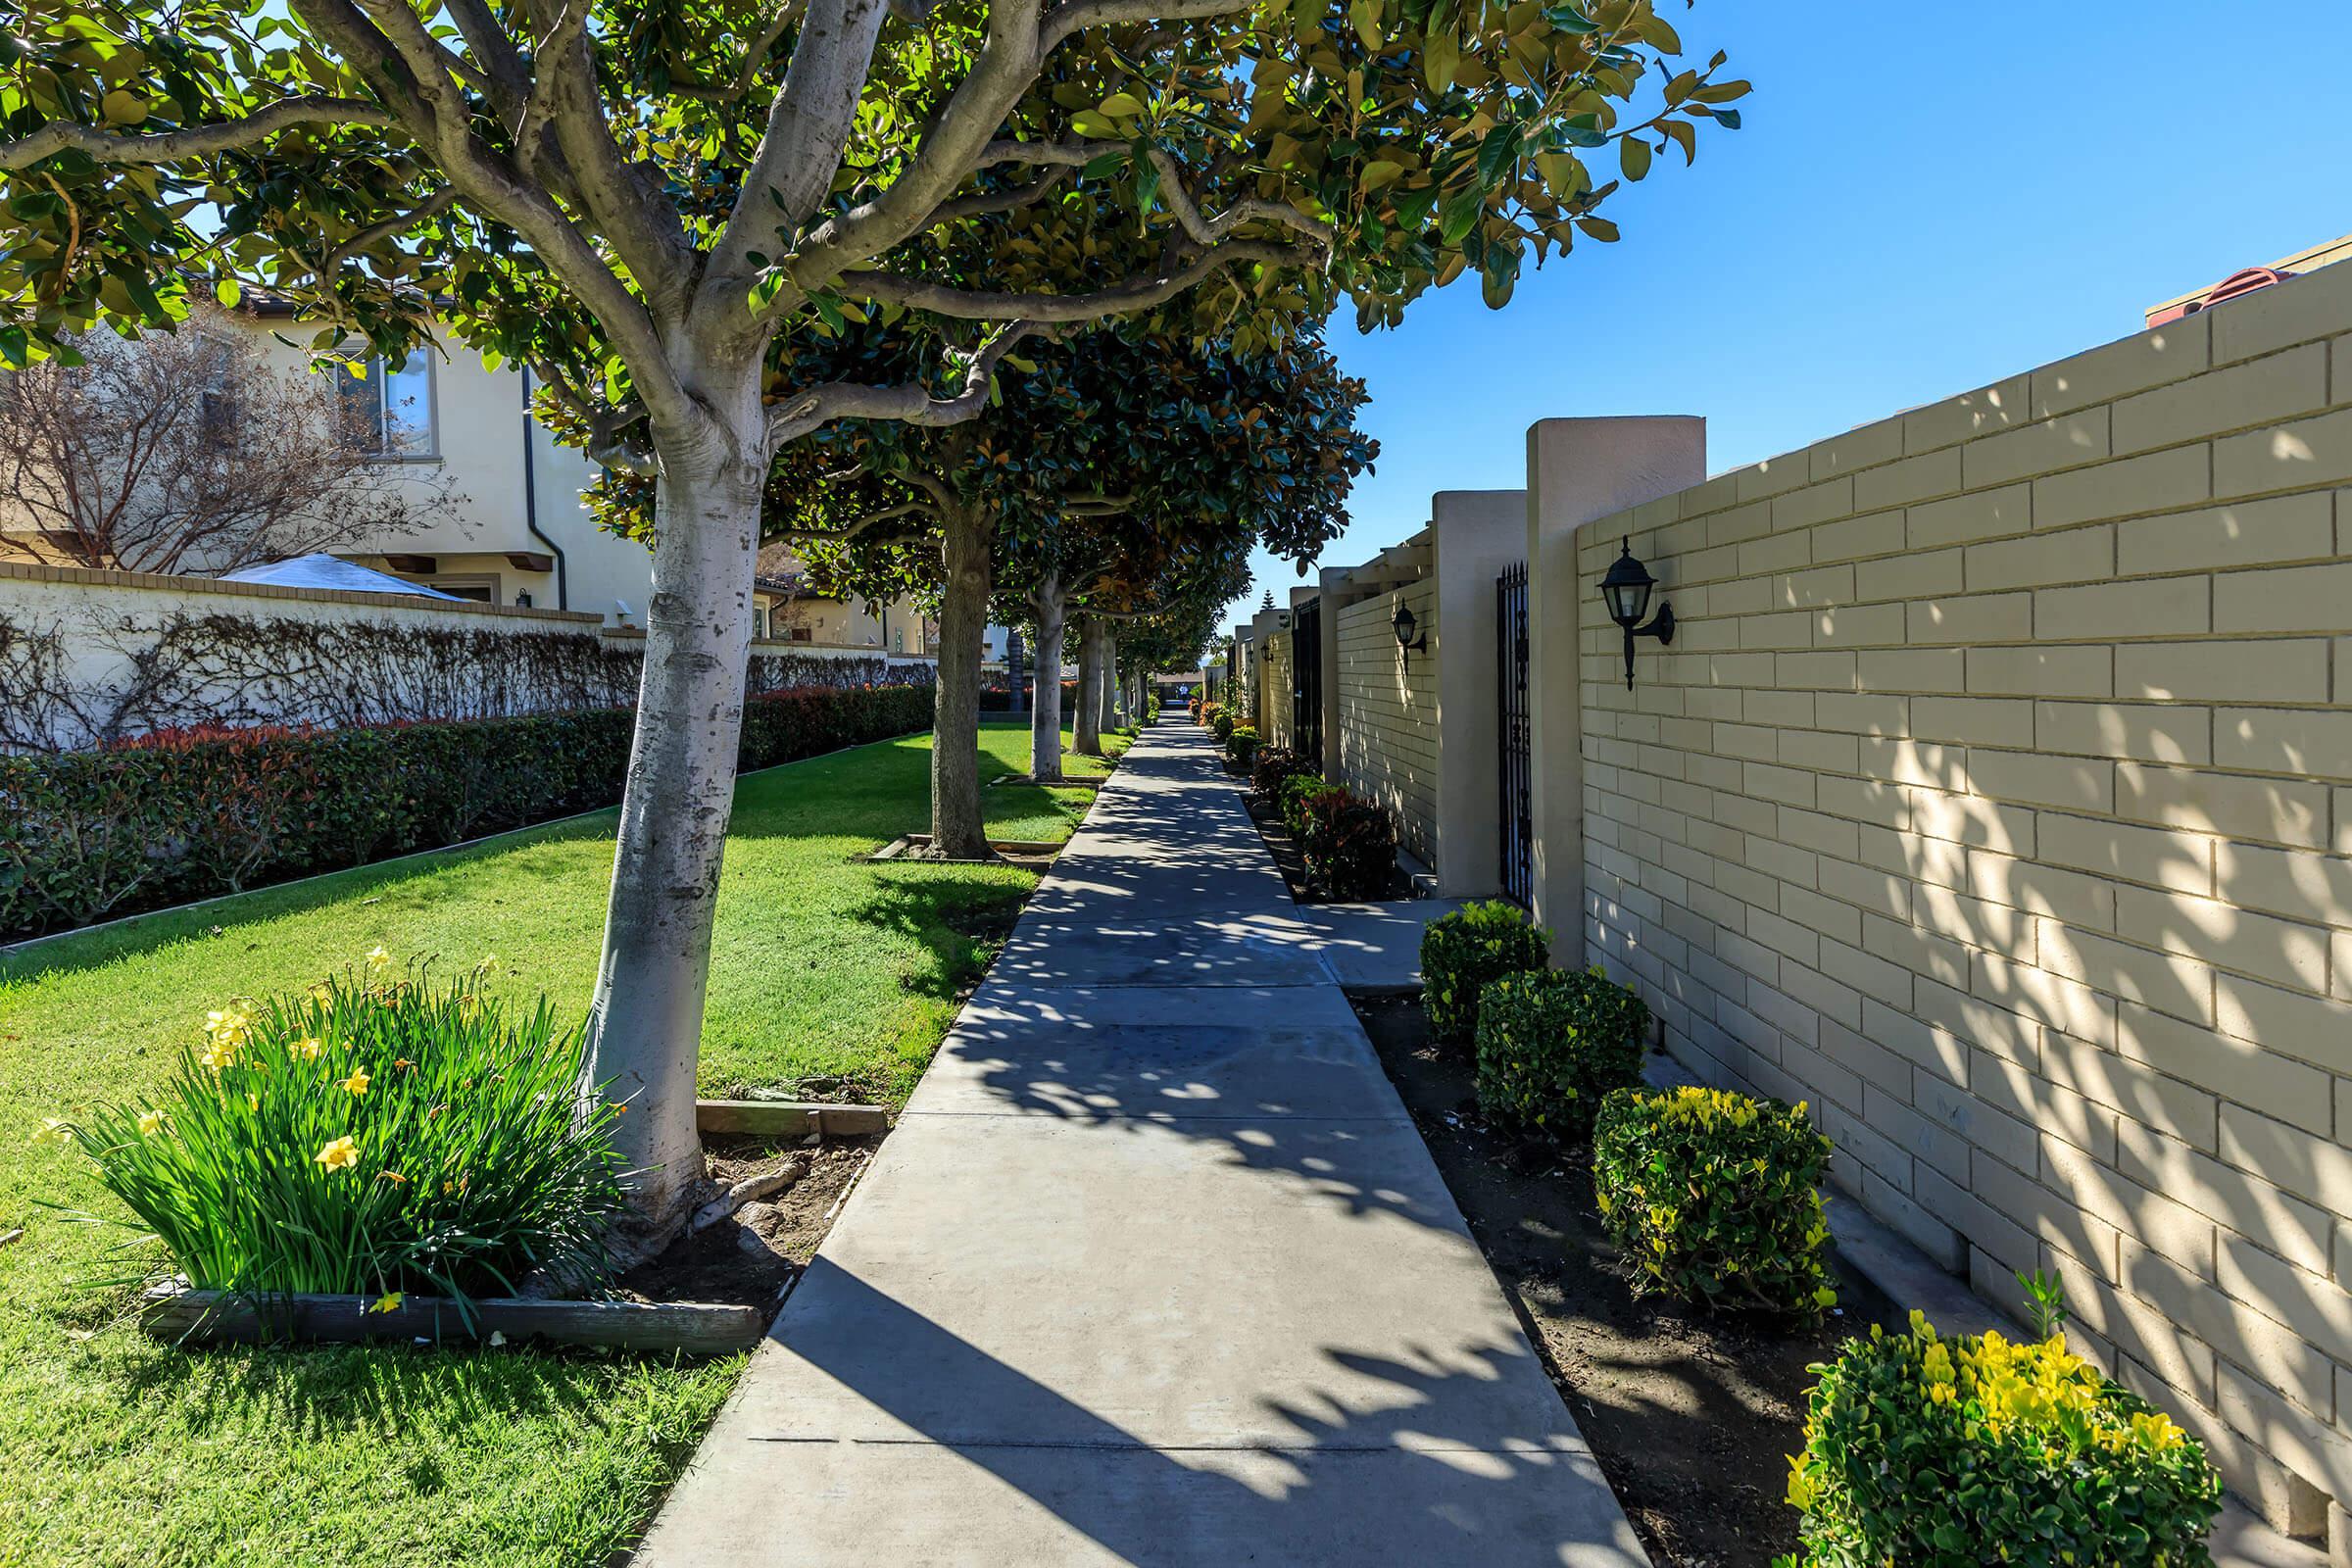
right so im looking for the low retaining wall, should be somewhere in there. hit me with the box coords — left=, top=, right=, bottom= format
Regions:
left=0, top=562, right=931, bottom=753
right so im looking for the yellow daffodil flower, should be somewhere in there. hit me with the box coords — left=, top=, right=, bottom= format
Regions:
left=365, top=946, right=390, bottom=970
left=314, top=1136, right=360, bottom=1172
left=137, top=1108, right=167, bottom=1137
left=339, top=1067, right=370, bottom=1098
left=31, top=1116, right=72, bottom=1146
left=292, top=1037, right=322, bottom=1060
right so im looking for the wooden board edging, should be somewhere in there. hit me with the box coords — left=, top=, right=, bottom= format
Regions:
left=139, top=1287, right=764, bottom=1353
left=695, top=1100, right=890, bottom=1137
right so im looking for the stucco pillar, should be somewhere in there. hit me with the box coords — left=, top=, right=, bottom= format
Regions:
left=1525, top=416, right=1705, bottom=951
left=1249, top=606, right=1287, bottom=730
left=1430, top=490, right=1529, bottom=899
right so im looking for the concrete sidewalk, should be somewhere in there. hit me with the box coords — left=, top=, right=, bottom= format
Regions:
left=631, top=720, right=1645, bottom=1567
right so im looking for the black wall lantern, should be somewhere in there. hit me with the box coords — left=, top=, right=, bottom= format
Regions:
left=1392, top=600, right=1427, bottom=665
left=1600, top=538, right=1674, bottom=688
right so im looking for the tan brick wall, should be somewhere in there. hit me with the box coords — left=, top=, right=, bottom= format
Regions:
left=1260, top=629, right=1294, bottom=749
left=1574, top=259, right=2352, bottom=1524
left=1336, top=583, right=1438, bottom=862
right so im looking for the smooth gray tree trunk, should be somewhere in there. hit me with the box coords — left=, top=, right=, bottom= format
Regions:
left=1073, top=614, right=1103, bottom=757
left=579, top=395, right=765, bottom=1250
left=930, top=504, right=994, bottom=859
left=1030, top=570, right=1065, bottom=781
left=1101, top=634, right=1123, bottom=728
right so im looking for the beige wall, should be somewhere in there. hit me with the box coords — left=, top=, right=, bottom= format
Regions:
left=1335, top=582, right=1439, bottom=864
left=1567, top=259, right=2352, bottom=1537
left=1260, top=626, right=1295, bottom=749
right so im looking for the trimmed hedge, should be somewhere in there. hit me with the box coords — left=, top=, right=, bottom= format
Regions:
left=0, top=682, right=933, bottom=942
left=1420, top=900, right=1549, bottom=1048
left=1472, top=965, right=1647, bottom=1138
left=978, top=680, right=1079, bottom=712
left=1778, top=1312, right=2222, bottom=1567
left=1592, top=1084, right=1835, bottom=1318
left=1225, top=723, right=1260, bottom=766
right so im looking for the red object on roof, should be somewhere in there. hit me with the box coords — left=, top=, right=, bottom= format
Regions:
left=2147, top=266, right=2297, bottom=326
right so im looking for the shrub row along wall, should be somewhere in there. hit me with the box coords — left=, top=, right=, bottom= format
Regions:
left=0, top=682, right=935, bottom=944
left=1335, top=582, right=1438, bottom=865
left=1572, top=260, right=2352, bottom=1532
left=0, top=562, right=931, bottom=753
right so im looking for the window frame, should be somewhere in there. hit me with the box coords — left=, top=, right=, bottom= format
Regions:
left=338, top=348, right=442, bottom=463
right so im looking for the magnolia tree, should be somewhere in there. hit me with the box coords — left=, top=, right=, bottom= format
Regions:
left=0, top=0, right=1745, bottom=1241
left=590, top=327, right=1373, bottom=844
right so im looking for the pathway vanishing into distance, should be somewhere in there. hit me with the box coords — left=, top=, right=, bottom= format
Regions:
left=633, top=719, right=1646, bottom=1567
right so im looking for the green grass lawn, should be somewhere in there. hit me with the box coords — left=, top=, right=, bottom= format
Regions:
left=0, top=718, right=1123, bottom=1568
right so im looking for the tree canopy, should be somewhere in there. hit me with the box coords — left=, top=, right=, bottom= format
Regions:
left=0, top=0, right=1744, bottom=455
left=0, top=0, right=1746, bottom=1241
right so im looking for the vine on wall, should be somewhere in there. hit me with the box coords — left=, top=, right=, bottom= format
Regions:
left=0, top=608, right=929, bottom=754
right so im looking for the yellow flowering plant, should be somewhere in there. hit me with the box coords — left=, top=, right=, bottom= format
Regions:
left=1590, top=1085, right=1837, bottom=1319
left=33, top=956, right=628, bottom=1308
left=1776, top=1309, right=2223, bottom=1567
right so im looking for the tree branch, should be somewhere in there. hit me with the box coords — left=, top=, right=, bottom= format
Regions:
left=841, top=239, right=1312, bottom=323
left=926, top=166, right=1073, bottom=226
left=1039, top=0, right=1250, bottom=51
left=671, top=0, right=811, bottom=102
left=317, top=187, right=458, bottom=279
left=0, top=97, right=398, bottom=171
left=758, top=0, right=1048, bottom=314
left=285, top=0, right=705, bottom=446
left=521, top=0, right=698, bottom=317
left=761, top=322, right=1043, bottom=451
left=702, top=0, right=902, bottom=318
left=778, top=499, right=936, bottom=541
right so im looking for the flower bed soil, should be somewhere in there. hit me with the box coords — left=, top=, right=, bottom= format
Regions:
left=619, top=1134, right=882, bottom=1312
left=1351, top=993, right=1905, bottom=1568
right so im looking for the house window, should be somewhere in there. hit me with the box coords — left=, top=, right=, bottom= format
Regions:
left=790, top=626, right=812, bottom=643
left=338, top=350, right=436, bottom=458
left=754, top=604, right=772, bottom=639
left=420, top=574, right=496, bottom=603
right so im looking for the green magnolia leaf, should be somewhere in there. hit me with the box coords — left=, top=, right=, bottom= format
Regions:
left=1098, top=92, right=1146, bottom=118
left=1619, top=137, right=1651, bottom=181
left=213, top=277, right=241, bottom=307
left=1476, top=123, right=1521, bottom=185
left=1422, top=30, right=1460, bottom=93
left=1437, top=184, right=1483, bottom=245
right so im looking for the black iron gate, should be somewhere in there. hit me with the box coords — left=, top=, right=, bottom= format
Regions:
left=1497, top=563, right=1532, bottom=907
left=1292, top=596, right=1323, bottom=765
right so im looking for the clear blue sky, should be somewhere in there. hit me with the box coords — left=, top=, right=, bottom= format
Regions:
left=1236, top=1, right=2352, bottom=624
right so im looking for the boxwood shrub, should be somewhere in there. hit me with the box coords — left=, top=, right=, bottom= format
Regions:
left=0, top=682, right=932, bottom=942
left=1225, top=723, right=1260, bottom=766
left=1210, top=709, right=1235, bottom=743
left=1592, top=1085, right=1835, bottom=1317
left=1421, top=900, right=1550, bottom=1048
left=1474, top=966, right=1648, bottom=1138
left=1777, top=1311, right=2223, bottom=1567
